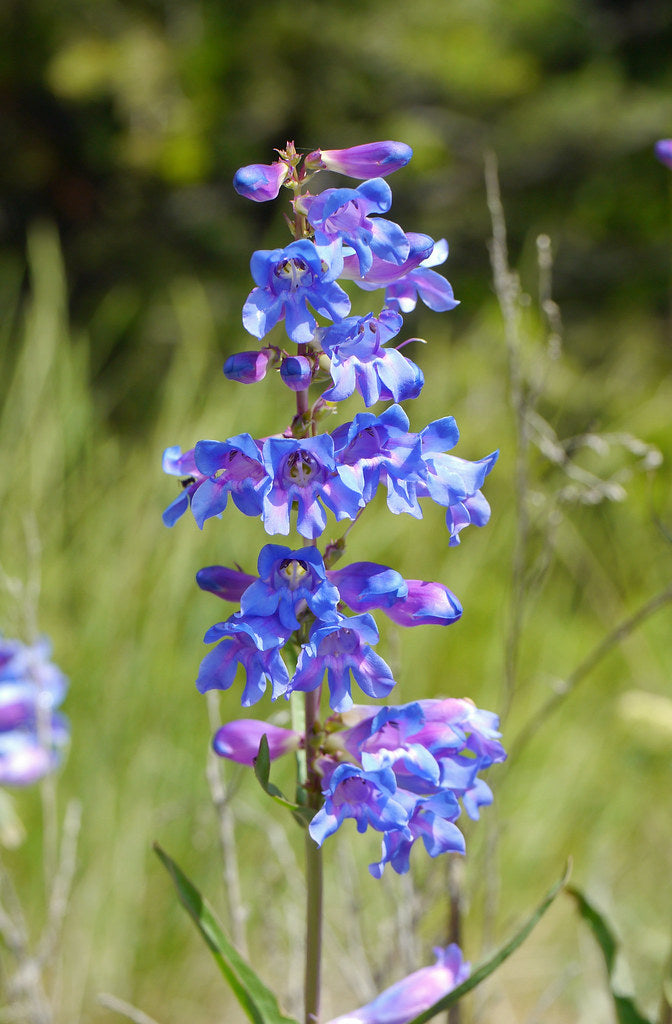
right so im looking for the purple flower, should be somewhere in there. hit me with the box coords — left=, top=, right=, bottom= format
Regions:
left=384, top=579, right=462, bottom=627
left=212, top=719, right=301, bottom=765
left=289, top=613, right=396, bottom=712
left=332, top=404, right=419, bottom=508
left=223, top=349, right=274, bottom=384
left=261, top=435, right=364, bottom=539
left=328, top=562, right=408, bottom=611
left=318, top=311, right=424, bottom=406
left=196, top=564, right=257, bottom=603
left=326, top=945, right=469, bottom=1024
left=240, top=544, right=340, bottom=630
left=233, top=161, right=290, bottom=202
left=161, top=446, right=208, bottom=527
left=280, top=354, right=313, bottom=391
left=308, top=755, right=410, bottom=846
left=321, top=697, right=506, bottom=872
left=369, top=794, right=466, bottom=876
left=328, top=562, right=462, bottom=627
left=0, top=637, right=69, bottom=786
left=192, top=434, right=269, bottom=528
left=243, top=240, right=350, bottom=344
left=197, top=618, right=290, bottom=707
left=303, top=178, right=409, bottom=277
left=654, top=140, right=672, bottom=169
left=341, top=232, right=435, bottom=289
left=385, top=239, right=459, bottom=314
left=304, top=142, right=413, bottom=179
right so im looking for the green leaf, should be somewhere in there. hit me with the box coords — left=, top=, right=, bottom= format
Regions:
left=568, top=886, right=653, bottom=1024
left=404, top=861, right=572, bottom=1024
left=154, top=843, right=299, bottom=1024
left=253, top=734, right=312, bottom=827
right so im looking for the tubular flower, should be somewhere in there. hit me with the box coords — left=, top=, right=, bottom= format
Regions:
left=233, top=161, right=290, bottom=202
left=341, top=232, right=435, bottom=290
left=304, top=141, right=413, bottom=179
left=308, top=754, right=411, bottom=846
left=243, top=240, right=350, bottom=344
left=196, top=564, right=256, bottom=603
left=303, top=178, right=409, bottom=277
left=384, top=239, right=459, bottom=314
left=328, top=562, right=462, bottom=627
left=289, top=613, right=396, bottom=712
left=239, top=544, right=340, bottom=630
left=0, top=637, right=69, bottom=786
left=197, top=618, right=290, bottom=707
left=326, top=945, right=469, bottom=1024
left=261, top=435, right=364, bottom=539
left=318, top=310, right=423, bottom=407
left=223, top=349, right=274, bottom=384
left=192, top=434, right=269, bottom=528
left=212, top=719, right=301, bottom=765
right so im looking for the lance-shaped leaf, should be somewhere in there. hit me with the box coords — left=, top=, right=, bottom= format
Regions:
left=154, top=844, right=299, bottom=1024
left=568, top=886, right=654, bottom=1024
left=404, top=862, right=572, bottom=1024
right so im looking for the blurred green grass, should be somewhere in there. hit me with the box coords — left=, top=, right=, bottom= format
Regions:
left=0, top=219, right=671, bottom=1024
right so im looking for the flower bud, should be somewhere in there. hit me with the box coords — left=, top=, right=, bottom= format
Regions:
left=233, top=161, right=289, bottom=201
left=655, top=139, right=672, bottom=169
left=280, top=354, right=313, bottom=391
left=305, top=142, right=412, bottom=179
left=213, top=720, right=300, bottom=765
left=223, top=349, right=272, bottom=384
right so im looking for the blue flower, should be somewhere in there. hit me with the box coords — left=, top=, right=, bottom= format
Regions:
left=328, top=562, right=462, bottom=627
left=369, top=794, right=466, bottom=877
left=243, top=240, right=350, bottom=344
left=385, top=239, right=459, bottom=314
left=197, top=618, right=290, bottom=706
left=290, top=613, right=396, bottom=712
left=192, top=434, right=269, bottom=528
left=240, top=544, right=340, bottom=630
left=308, top=755, right=411, bottom=846
left=233, top=161, right=290, bottom=202
left=326, top=945, right=469, bottom=1024
left=318, top=311, right=423, bottom=406
left=341, top=232, right=435, bottom=290
left=0, top=637, right=69, bottom=786
left=261, top=435, right=364, bottom=539
left=332, top=404, right=419, bottom=507
left=304, top=178, right=409, bottom=277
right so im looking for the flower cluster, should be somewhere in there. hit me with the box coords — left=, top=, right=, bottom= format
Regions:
left=214, top=696, right=505, bottom=877
left=0, top=636, right=69, bottom=786
left=162, top=139, right=503, bottom=1007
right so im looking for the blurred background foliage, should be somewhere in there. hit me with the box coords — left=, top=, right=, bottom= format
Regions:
left=1, top=1, right=672, bottom=1023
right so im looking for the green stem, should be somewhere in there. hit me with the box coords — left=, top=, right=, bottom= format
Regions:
left=303, top=689, right=323, bottom=1024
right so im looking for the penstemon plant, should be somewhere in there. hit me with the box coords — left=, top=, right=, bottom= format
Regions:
left=159, top=140, right=563, bottom=1024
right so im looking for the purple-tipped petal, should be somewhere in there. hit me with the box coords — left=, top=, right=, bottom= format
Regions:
left=212, top=719, right=300, bottom=765
left=305, top=142, right=413, bottom=179
left=223, top=349, right=272, bottom=384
